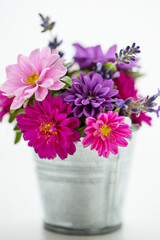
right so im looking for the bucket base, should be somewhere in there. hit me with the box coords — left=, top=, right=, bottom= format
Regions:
left=44, top=222, right=121, bottom=235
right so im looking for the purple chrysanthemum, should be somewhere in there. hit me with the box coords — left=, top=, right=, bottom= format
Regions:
left=16, top=93, right=80, bottom=160
left=61, top=72, right=118, bottom=118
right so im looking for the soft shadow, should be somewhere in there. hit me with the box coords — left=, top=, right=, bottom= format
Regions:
left=42, top=227, right=124, bottom=240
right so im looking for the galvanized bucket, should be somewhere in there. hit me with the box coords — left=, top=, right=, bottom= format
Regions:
left=34, top=126, right=138, bottom=235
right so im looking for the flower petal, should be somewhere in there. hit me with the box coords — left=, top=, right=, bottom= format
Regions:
left=35, top=87, right=48, bottom=101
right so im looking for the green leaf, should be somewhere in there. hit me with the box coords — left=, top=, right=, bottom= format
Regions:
left=14, top=131, right=22, bottom=144
left=9, top=114, right=16, bottom=123
left=60, top=76, right=72, bottom=88
left=68, top=69, right=90, bottom=77
left=10, top=109, right=16, bottom=114
left=23, top=99, right=29, bottom=108
left=114, top=108, right=120, bottom=113
left=9, top=108, right=25, bottom=123
left=51, top=91, right=61, bottom=98
left=28, top=97, right=35, bottom=108
left=77, top=125, right=86, bottom=136
left=102, top=107, right=106, bottom=113
left=13, top=124, right=21, bottom=132
left=132, top=72, right=145, bottom=79
left=64, top=62, right=73, bottom=68
left=67, top=70, right=78, bottom=77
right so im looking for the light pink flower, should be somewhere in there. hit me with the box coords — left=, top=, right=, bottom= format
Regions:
left=82, top=111, right=132, bottom=158
left=1, top=47, right=67, bottom=109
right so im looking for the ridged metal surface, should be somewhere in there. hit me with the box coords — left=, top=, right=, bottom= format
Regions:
left=34, top=129, right=137, bottom=234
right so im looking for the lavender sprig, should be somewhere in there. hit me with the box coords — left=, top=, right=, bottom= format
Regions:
left=115, top=43, right=141, bottom=65
left=48, top=37, right=64, bottom=57
left=39, top=13, right=64, bottom=56
left=39, top=13, right=55, bottom=32
left=143, top=89, right=160, bottom=116
left=48, top=37, right=63, bottom=49
left=105, top=43, right=140, bottom=75
left=115, top=89, right=160, bottom=117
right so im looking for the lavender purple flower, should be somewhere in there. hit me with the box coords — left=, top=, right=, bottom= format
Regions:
left=115, top=43, right=141, bottom=65
left=72, top=43, right=140, bottom=77
left=115, top=97, right=134, bottom=116
left=115, top=89, right=160, bottom=118
left=39, top=13, right=55, bottom=32
left=61, top=72, right=118, bottom=118
left=48, top=37, right=64, bottom=57
left=143, top=89, right=160, bottom=114
left=48, top=37, right=63, bottom=50
left=39, top=14, right=64, bottom=57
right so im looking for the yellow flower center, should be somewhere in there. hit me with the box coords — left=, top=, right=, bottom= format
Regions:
left=40, top=122, right=57, bottom=136
left=40, top=123, right=52, bottom=133
left=100, top=124, right=111, bottom=137
left=26, top=73, right=39, bottom=85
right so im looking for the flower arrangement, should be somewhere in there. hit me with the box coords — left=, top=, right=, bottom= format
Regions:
left=0, top=14, right=160, bottom=160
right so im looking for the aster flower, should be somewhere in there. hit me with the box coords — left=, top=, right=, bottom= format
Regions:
left=1, top=47, right=67, bottom=110
left=16, top=93, right=80, bottom=160
left=61, top=72, right=118, bottom=118
left=0, top=91, right=13, bottom=121
left=113, top=71, right=137, bottom=100
left=82, top=111, right=132, bottom=158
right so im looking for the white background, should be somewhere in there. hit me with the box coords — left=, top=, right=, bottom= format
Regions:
left=0, top=0, right=160, bottom=239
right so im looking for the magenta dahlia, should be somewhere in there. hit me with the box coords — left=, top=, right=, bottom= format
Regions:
left=82, top=111, right=132, bottom=158
left=113, top=71, right=137, bottom=100
left=0, top=91, right=13, bottom=121
left=1, top=47, right=67, bottom=110
left=131, top=112, right=152, bottom=126
left=16, top=93, right=80, bottom=160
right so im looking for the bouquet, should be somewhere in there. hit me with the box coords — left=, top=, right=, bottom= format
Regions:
left=0, top=14, right=160, bottom=160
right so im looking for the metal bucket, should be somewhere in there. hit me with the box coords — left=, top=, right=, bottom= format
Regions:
left=34, top=128, right=137, bottom=235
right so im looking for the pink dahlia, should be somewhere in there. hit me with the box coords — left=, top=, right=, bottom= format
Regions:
left=16, top=93, right=80, bottom=160
left=1, top=47, right=67, bottom=110
left=0, top=91, right=13, bottom=121
left=82, top=111, right=132, bottom=158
